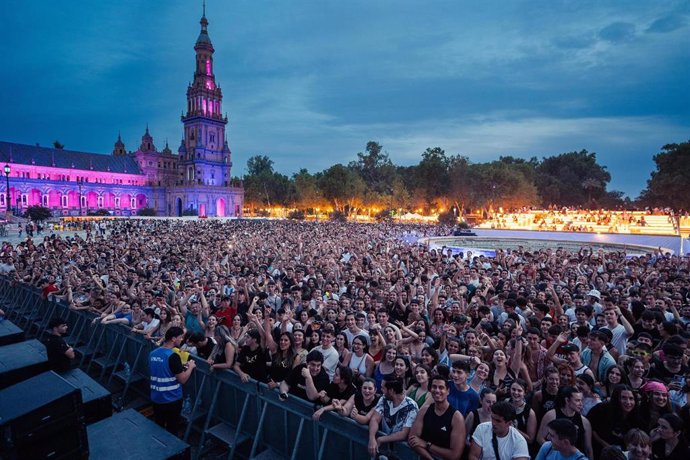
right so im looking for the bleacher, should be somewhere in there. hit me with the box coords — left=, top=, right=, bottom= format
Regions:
left=476, top=210, right=678, bottom=236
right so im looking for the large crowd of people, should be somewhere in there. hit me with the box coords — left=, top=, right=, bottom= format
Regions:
left=5, top=218, right=690, bottom=459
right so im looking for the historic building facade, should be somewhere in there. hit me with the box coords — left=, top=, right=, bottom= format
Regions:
left=0, top=10, right=243, bottom=218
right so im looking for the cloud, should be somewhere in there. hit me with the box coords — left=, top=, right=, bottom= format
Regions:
left=599, top=22, right=637, bottom=42
left=646, top=15, right=687, bottom=33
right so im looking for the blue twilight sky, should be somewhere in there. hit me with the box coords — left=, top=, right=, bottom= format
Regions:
left=1, top=1, right=688, bottom=198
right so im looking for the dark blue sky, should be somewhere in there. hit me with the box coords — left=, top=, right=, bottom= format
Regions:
left=1, top=0, right=688, bottom=198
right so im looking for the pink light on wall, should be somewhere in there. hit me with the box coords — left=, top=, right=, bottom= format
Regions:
left=87, top=192, right=98, bottom=208
left=28, top=189, right=41, bottom=206
left=206, top=59, right=211, bottom=75
left=121, top=193, right=131, bottom=209
left=202, top=99, right=207, bottom=115
left=208, top=100, right=213, bottom=116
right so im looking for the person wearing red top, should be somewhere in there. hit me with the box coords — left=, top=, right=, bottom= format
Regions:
left=41, top=275, right=60, bottom=299
left=214, top=295, right=236, bottom=328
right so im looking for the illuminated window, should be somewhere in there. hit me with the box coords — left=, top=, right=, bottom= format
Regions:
left=97, top=196, right=104, bottom=208
left=60, top=195, right=68, bottom=208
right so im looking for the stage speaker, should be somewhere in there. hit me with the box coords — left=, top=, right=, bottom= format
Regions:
left=88, top=409, right=190, bottom=459
left=0, top=339, right=49, bottom=389
left=0, top=371, right=88, bottom=459
left=60, top=368, right=112, bottom=424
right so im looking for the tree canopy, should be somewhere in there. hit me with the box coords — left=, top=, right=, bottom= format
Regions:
left=239, top=140, right=682, bottom=216
left=638, top=141, right=690, bottom=208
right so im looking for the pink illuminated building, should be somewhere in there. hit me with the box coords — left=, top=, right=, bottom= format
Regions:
left=0, top=9, right=243, bottom=218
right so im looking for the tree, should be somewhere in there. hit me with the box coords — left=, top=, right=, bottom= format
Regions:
left=535, top=150, right=611, bottom=207
left=638, top=141, right=690, bottom=208
left=437, top=210, right=458, bottom=226
left=292, top=169, right=324, bottom=210
left=349, top=141, right=396, bottom=195
left=318, top=164, right=366, bottom=215
left=415, top=147, right=450, bottom=211
left=243, top=155, right=295, bottom=211
left=247, top=155, right=274, bottom=176
left=87, top=209, right=110, bottom=216
left=24, top=205, right=52, bottom=221
left=53, top=140, right=64, bottom=149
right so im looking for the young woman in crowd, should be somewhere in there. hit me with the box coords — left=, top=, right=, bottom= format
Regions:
left=343, top=335, right=374, bottom=384
left=405, top=364, right=432, bottom=408
left=207, top=325, right=236, bottom=372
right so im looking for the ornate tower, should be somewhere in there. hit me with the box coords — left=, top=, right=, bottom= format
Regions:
left=112, top=133, right=127, bottom=156
left=178, top=5, right=232, bottom=187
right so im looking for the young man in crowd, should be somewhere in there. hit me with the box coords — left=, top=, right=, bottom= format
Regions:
left=408, top=376, right=465, bottom=460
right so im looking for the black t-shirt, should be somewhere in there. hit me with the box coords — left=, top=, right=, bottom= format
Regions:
left=285, top=363, right=329, bottom=401
left=647, top=358, right=687, bottom=384
left=325, top=382, right=356, bottom=403
left=168, top=352, right=184, bottom=374
left=237, top=345, right=268, bottom=382
left=195, top=339, right=216, bottom=360
left=45, top=333, right=71, bottom=372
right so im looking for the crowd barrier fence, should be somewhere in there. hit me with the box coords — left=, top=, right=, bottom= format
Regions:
left=0, top=278, right=421, bottom=460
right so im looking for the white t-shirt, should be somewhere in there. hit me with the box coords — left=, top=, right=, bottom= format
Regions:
left=603, top=323, right=630, bottom=355
left=472, top=422, right=529, bottom=460
left=314, top=345, right=340, bottom=381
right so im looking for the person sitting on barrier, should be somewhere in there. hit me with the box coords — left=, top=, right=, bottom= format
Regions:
left=45, top=317, right=75, bottom=372
left=408, top=375, right=465, bottom=460
left=368, top=373, right=419, bottom=457
left=207, top=325, right=236, bottom=372
left=280, top=349, right=330, bottom=402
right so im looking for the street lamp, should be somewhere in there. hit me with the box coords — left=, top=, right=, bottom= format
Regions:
left=3, top=165, right=10, bottom=219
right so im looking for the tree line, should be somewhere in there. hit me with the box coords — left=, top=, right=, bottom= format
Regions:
left=240, top=140, right=690, bottom=216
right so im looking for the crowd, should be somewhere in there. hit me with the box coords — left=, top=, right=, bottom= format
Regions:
left=5, top=218, right=690, bottom=459
left=478, top=208, right=677, bottom=235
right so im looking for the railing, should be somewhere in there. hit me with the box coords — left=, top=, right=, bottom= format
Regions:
left=0, top=278, right=420, bottom=460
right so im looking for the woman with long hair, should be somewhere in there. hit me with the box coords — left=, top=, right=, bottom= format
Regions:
left=464, top=388, right=497, bottom=445
left=373, top=344, right=396, bottom=391
left=204, top=314, right=218, bottom=339
left=508, top=379, right=537, bottom=444
left=312, top=366, right=357, bottom=420
left=638, top=380, right=673, bottom=432
left=469, top=361, right=490, bottom=394
left=343, top=334, right=375, bottom=385
left=266, top=331, right=297, bottom=390
left=292, top=329, right=308, bottom=366
left=342, top=378, right=380, bottom=425
left=597, top=364, right=630, bottom=401
left=207, top=325, right=236, bottom=372
left=393, top=356, right=413, bottom=391
left=557, top=363, right=576, bottom=387
left=628, top=357, right=647, bottom=392
left=368, top=326, right=385, bottom=363
left=576, top=373, right=602, bottom=416
left=156, top=307, right=173, bottom=339
left=589, top=384, right=644, bottom=454
left=406, top=364, right=432, bottom=408
left=487, top=348, right=518, bottom=399
left=229, top=314, right=244, bottom=342
left=335, top=331, right=351, bottom=364
left=650, top=413, right=690, bottom=460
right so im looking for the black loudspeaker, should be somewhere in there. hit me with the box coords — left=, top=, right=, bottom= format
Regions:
left=60, top=368, right=112, bottom=424
left=0, top=371, right=88, bottom=459
left=0, top=319, right=24, bottom=346
left=88, top=409, right=190, bottom=460
left=0, top=339, right=50, bottom=389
